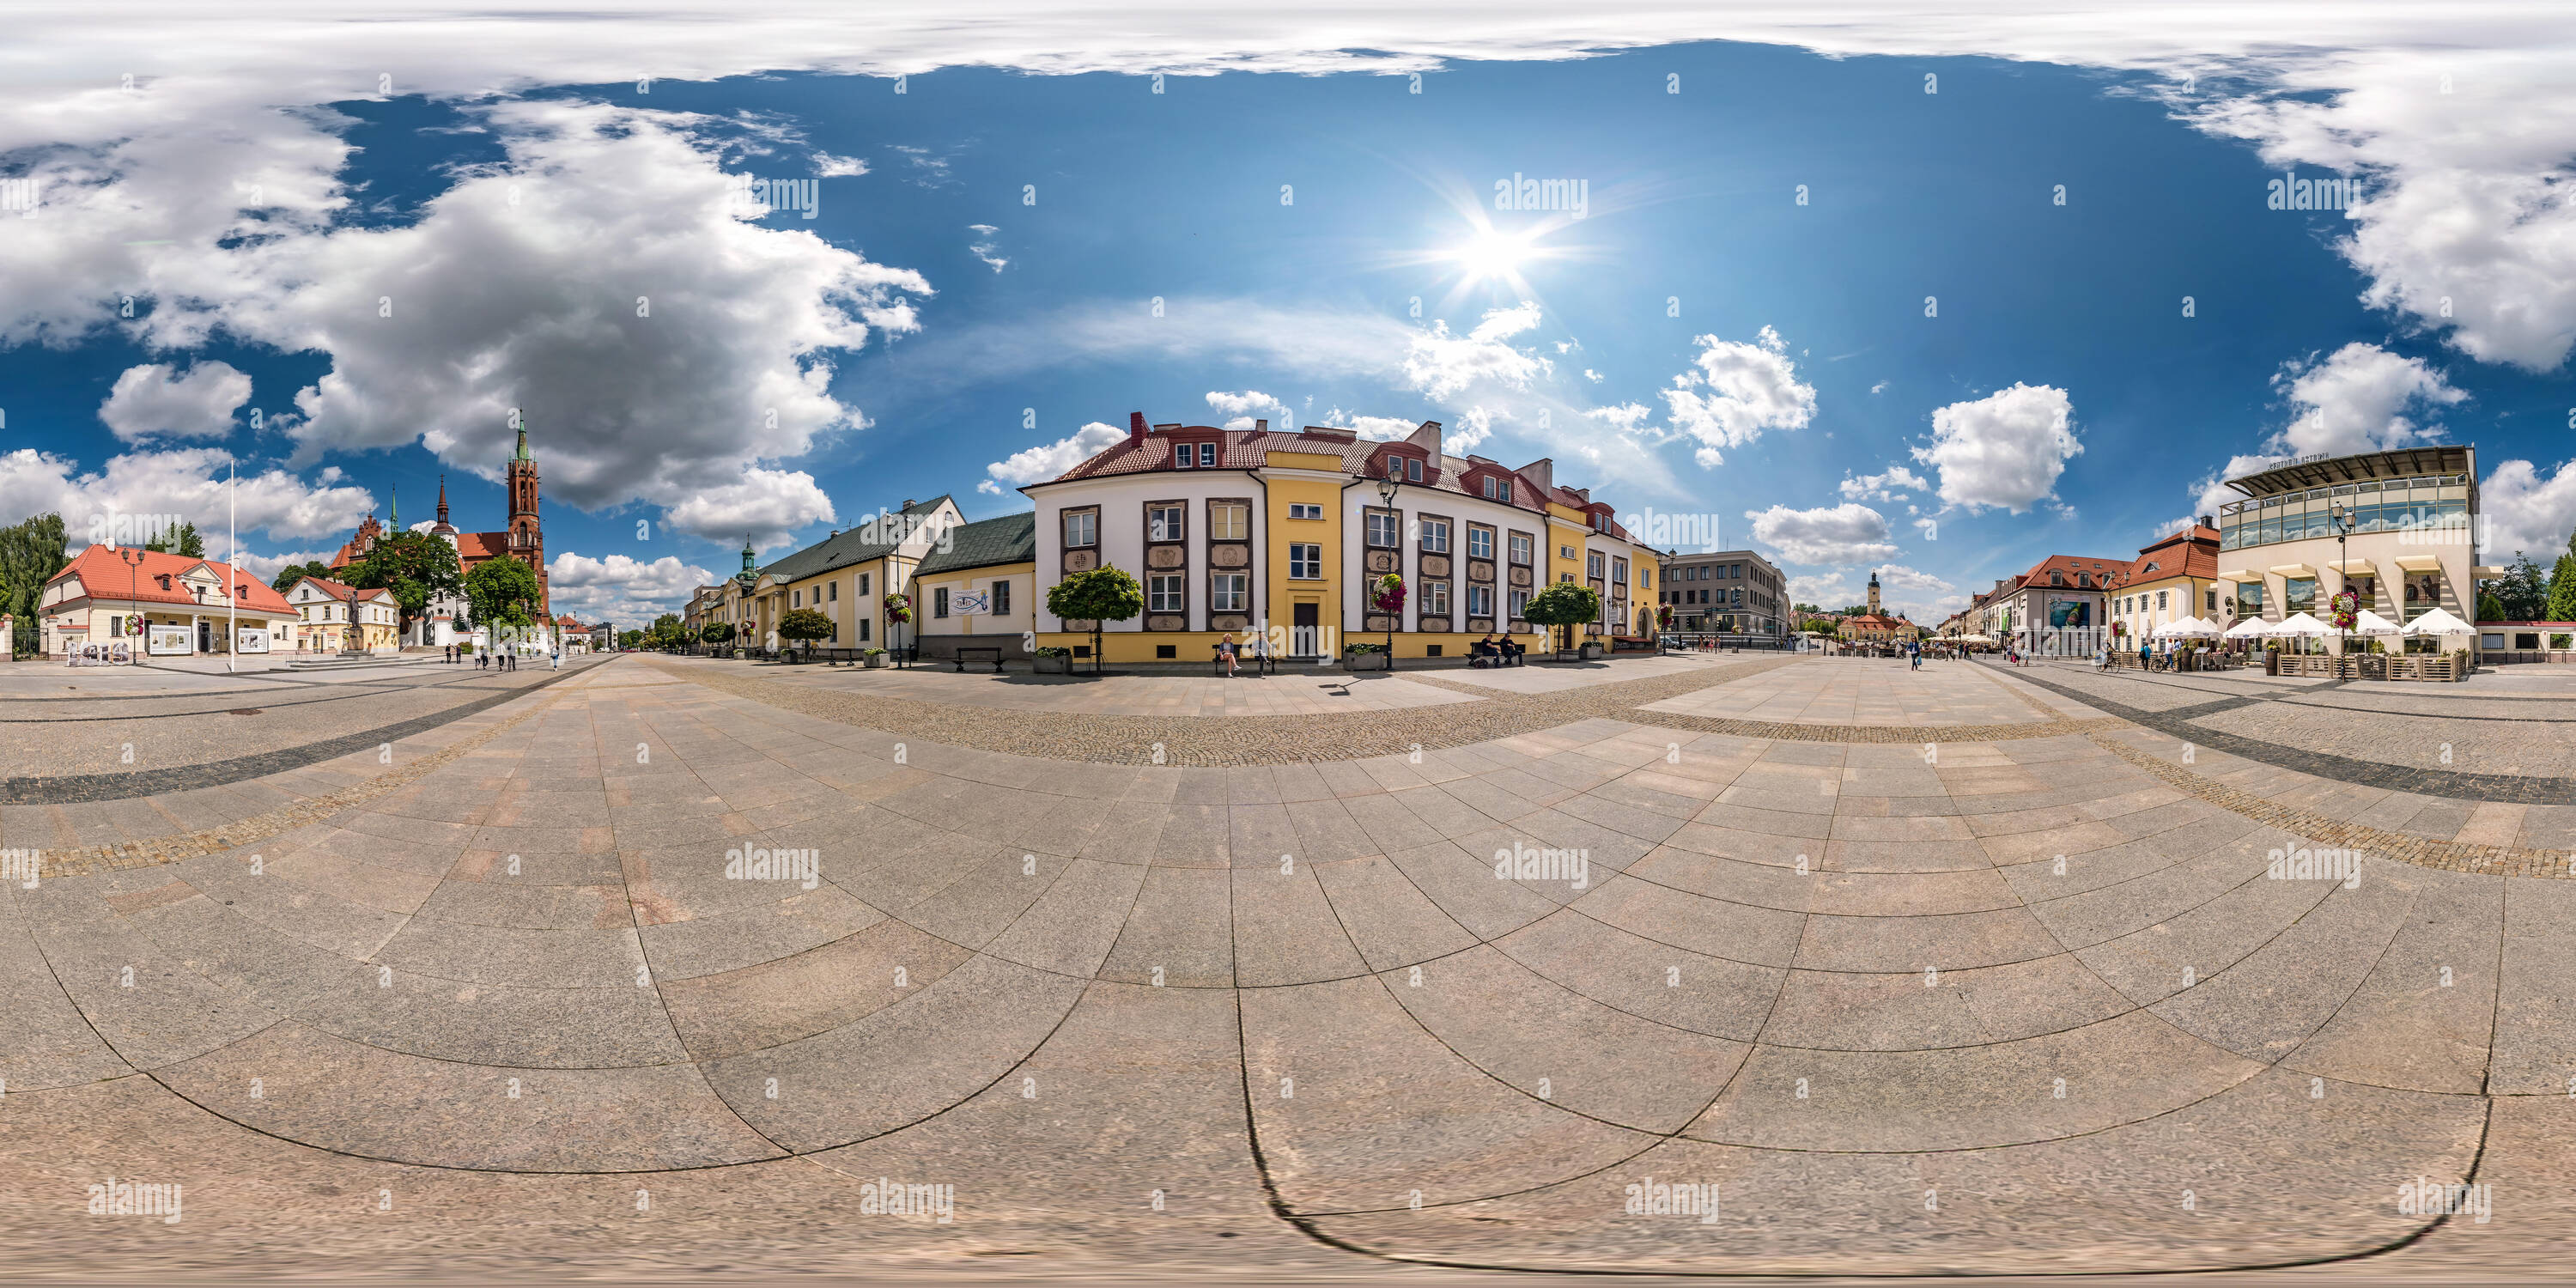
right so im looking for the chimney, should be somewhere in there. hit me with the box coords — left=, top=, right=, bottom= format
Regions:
left=1406, top=419, right=1443, bottom=461
left=1516, top=457, right=1554, bottom=494
left=2197, top=514, right=2215, bottom=530
left=1254, top=418, right=1267, bottom=432
left=1128, top=411, right=1148, bottom=443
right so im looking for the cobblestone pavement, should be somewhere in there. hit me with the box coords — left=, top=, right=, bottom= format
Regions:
left=732, top=658, right=1480, bottom=715
left=6, top=654, right=2576, bottom=1280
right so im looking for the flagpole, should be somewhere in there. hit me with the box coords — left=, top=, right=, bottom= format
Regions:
left=228, top=453, right=237, bottom=673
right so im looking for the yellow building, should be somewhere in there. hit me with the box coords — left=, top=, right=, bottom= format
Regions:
left=2109, top=522, right=2222, bottom=644
left=912, top=513, right=1038, bottom=662
left=288, top=574, right=400, bottom=653
left=1021, top=413, right=1652, bottom=664
left=723, top=496, right=965, bottom=654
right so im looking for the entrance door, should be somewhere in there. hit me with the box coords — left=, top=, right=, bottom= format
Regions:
left=1292, top=603, right=1319, bottom=658
left=197, top=621, right=211, bottom=653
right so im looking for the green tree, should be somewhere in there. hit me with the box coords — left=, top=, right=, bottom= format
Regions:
left=2477, top=591, right=2509, bottom=623
left=649, top=613, right=684, bottom=651
left=143, top=519, right=204, bottom=557
left=271, top=559, right=333, bottom=594
left=349, top=532, right=465, bottom=643
left=464, top=556, right=544, bottom=647
left=1045, top=566, right=1144, bottom=675
left=2494, top=552, right=2549, bottom=622
left=702, top=622, right=736, bottom=645
left=2547, top=528, right=2576, bottom=623
left=0, top=513, right=68, bottom=658
left=1522, top=580, right=1601, bottom=658
left=620, top=629, right=644, bottom=649
left=777, top=607, right=834, bottom=659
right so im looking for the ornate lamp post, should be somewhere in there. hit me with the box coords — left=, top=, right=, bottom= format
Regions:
left=1376, top=469, right=1400, bottom=671
left=117, top=547, right=147, bottom=663
left=2330, top=501, right=2353, bottom=677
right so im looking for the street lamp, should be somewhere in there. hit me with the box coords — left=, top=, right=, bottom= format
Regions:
left=2330, top=501, right=2353, bottom=677
left=117, top=547, right=147, bottom=663
left=1376, top=469, right=1400, bottom=671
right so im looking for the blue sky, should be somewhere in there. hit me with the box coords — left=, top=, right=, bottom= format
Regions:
left=4, top=7, right=2572, bottom=625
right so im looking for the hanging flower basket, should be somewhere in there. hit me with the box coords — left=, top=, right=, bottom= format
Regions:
left=1369, top=571, right=1406, bottom=617
left=884, top=592, right=913, bottom=625
left=2327, top=589, right=2360, bottom=633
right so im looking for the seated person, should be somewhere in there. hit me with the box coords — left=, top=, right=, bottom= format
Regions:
left=1500, top=635, right=1528, bottom=665
left=1470, top=634, right=1499, bottom=666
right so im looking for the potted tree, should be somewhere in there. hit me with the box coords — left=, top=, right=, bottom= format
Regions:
left=777, top=608, right=834, bottom=663
left=700, top=621, right=734, bottom=657
left=1522, top=582, right=1602, bottom=662
left=1045, top=567, right=1144, bottom=676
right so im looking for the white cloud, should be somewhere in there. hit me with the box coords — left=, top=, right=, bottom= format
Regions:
left=981, top=421, right=1126, bottom=495
left=1583, top=368, right=1603, bottom=383
left=1206, top=390, right=1292, bottom=431
left=218, top=547, right=331, bottom=583
left=1869, top=380, right=1888, bottom=395
left=1584, top=403, right=1651, bottom=433
left=1447, top=406, right=1494, bottom=454
left=1658, top=325, right=1815, bottom=468
left=3, top=96, right=930, bottom=524
left=2186, top=452, right=2291, bottom=526
left=1742, top=502, right=1899, bottom=566
left=967, top=222, right=1007, bottom=272
left=1838, top=465, right=1928, bottom=501
left=1787, top=573, right=1854, bottom=607
left=2480, top=457, right=2576, bottom=558
left=813, top=152, right=868, bottom=177
left=1870, top=563, right=1962, bottom=619
left=547, top=551, right=719, bottom=622
left=0, top=446, right=374, bottom=544
left=659, top=466, right=836, bottom=549
left=98, top=361, right=253, bottom=441
left=1402, top=301, right=1548, bottom=400
left=2270, top=342, right=2464, bottom=457
left=1912, top=383, right=2081, bottom=514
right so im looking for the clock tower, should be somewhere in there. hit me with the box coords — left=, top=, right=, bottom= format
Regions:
left=507, top=417, right=547, bottom=613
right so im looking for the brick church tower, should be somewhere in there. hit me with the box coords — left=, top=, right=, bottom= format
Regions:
left=507, top=418, right=547, bottom=614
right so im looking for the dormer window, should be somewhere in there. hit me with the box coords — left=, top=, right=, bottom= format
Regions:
left=1479, top=475, right=1503, bottom=501
left=1170, top=440, right=1216, bottom=469
left=1406, top=457, right=1423, bottom=483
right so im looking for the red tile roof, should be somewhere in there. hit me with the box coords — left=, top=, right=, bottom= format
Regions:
left=49, top=546, right=298, bottom=614
left=1045, top=422, right=1633, bottom=539
left=453, top=532, right=510, bottom=561
left=295, top=576, right=389, bottom=605
left=2127, top=525, right=2221, bottom=583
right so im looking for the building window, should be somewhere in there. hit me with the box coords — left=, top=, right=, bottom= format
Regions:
left=792, top=589, right=801, bottom=607
left=1289, top=503, right=1323, bottom=521
left=1640, top=568, right=1651, bottom=589
left=1425, top=580, right=1449, bottom=616
left=2156, top=590, right=2168, bottom=611
left=2285, top=577, right=2317, bottom=613
left=1201, top=442, right=1218, bottom=467
left=1211, top=573, right=1248, bottom=612
left=1365, top=509, right=1400, bottom=549
left=1587, top=551, right=1603, bottom=579
left=1289, top=544, right=1323, bottom=580
left=1613, top=557, right=1627, bottom=585
left=1420, top=518, right=1449, bottom=553
left=1210, top=501, right=1248, bottom=541
left=1063, top=510, right=1097, bottom=548
left=934, top=587, right=950, bottom=618
left=1148, top=503, right=1185, bottom=543
left=1510, top=532, right=1532, bottom=565
left=1467, top=526, right=1493, bottom=559
left=2206, top=588, right=2218, bottom=613
left=1148, top=574, right=1184, bottom=613
left=1561, top=544, right=1577, bottom=560
left=1468, top=585, right=1493, bottom=616
left=1510, top=588, right=1529, bottom=618
left=992, top=580, right=1011, bottom=616
left=1481, top=476, right=1502, bottom=500
left=2239, top=581, right=2264, bottom=610
left=858, top=572, right=871, bottom=595
left=1176, top=445, right=1194, bottom=469
left=859, top=619, right=870, bottom=641
left=827, top=582, right=837, bottom=602
left=1406, top=457, right=1423, bottom=482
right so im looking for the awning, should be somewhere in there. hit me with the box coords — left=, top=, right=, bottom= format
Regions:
left=2474, top=565, right=2509, bottom=578
left=2402, top=607, right=2476, bottom=635
left=2215, top=568, right=2261, bottom=584
left=2269, top=611, right=2330, bottom=637
left=2223, top=617, right=2272, bottom=638
left=2326, top=559, right=2376, bottom=574
left=2394, top=555, right=2444, bottom=573
left=2268, top=563, right=2317, bottom=578
left=2352, top=609, right=2402, bottom=635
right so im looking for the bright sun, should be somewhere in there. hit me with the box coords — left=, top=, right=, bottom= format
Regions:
left=1452, top=228, right=1535, bottom=283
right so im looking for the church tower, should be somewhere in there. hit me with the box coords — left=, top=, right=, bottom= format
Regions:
left=1867, top=569, right=1881, bottom=615
left=507, top=416, right=547, bottom=613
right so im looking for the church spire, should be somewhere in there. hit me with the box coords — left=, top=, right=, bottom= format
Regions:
left=389, top=484, right=398, bottom=532
left=436, top=474, right=449, bottom=525
left=515, top=416, right=532, bottom=462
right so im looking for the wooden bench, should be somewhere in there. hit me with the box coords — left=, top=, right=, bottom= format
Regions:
left=1212, top=646, right=1277, bottom=676
left=952, top=646, right=1005, bottom=673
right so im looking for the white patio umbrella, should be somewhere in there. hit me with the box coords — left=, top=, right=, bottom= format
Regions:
left=2400, top=606, right=2476, bottom=636
left=2268, top=612, right=2330, bottom=637
left=2154, top=617, right=2220, bottom=638
left=2222, top=617, right=2271, bottom=639
left=2352, top=609, right=2402, bottom=635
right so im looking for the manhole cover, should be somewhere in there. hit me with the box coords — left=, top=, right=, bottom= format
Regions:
left=228, top=708, right=264, bottom=715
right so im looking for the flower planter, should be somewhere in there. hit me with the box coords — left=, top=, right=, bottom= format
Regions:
left=863, top=653, right=889, bottom=669
left=1032, top=654, right=1072, bottom=674
left=1579, top=642, right=1605, bottom=660
left=1345, top=653, right=1389, bottom=671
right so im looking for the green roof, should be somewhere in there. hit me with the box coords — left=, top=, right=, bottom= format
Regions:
left=754, top=495, right=956, bottom=584
left=915, top=511, right=1036, bottom=575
